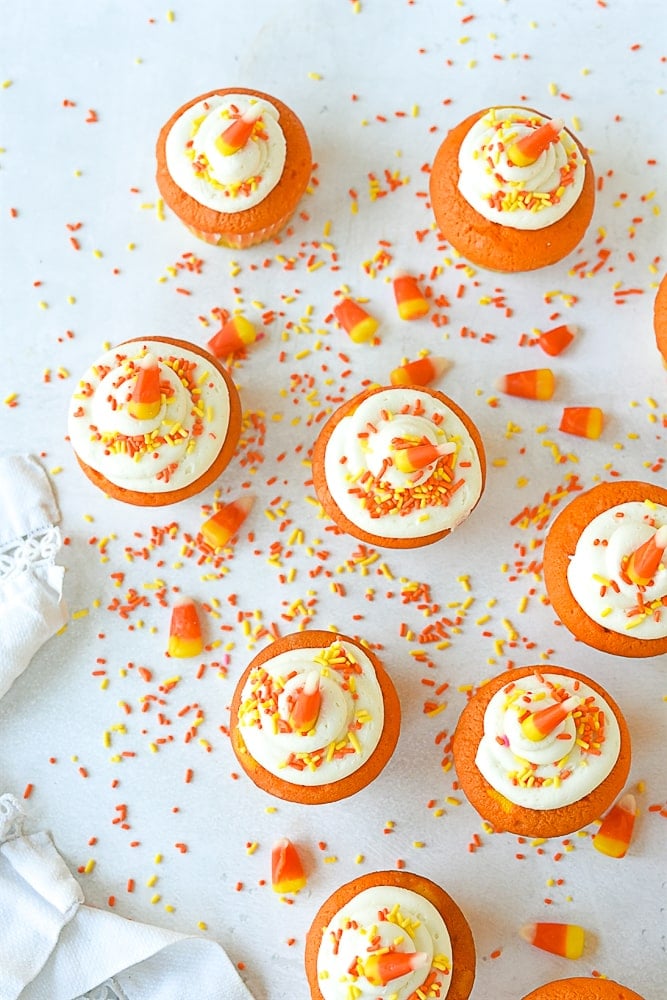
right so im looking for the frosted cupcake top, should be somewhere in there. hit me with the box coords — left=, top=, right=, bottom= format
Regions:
left=316, top=885, right=453, bottom=1000
left=457, top=107, right=586, bottom=231
left=165, top=92, right=287, bottom=212
left=475, top=672, right=621, bottom=810
left=68, top=339, right=232, bottom=494
left=322, top=387, right=483, bottom=541
left=235, top=639, right=385, bottom=787
left=566, top=500, right=667, bottom=640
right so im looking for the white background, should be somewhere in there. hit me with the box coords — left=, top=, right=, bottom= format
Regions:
left=1, top=1, right=665, bottom=997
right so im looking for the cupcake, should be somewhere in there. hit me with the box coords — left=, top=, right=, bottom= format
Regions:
left=522, top=977, right=644, bottom=1000
left=452, top=665, right=631, bottom=839
left=543, top=481, right=667, bottom=658
left=68, top=336, right=242, bottom=506
left=156, top=87, right=312, bottom=248
left=305, top=870, right=476, bottom=1000
left=310, top=385, right=486, bottom=549
left=653, top=272, right=667, bottom=365
left=229, top=630, right=400, bottom=805
left=429, top=106, right=595, bottom=272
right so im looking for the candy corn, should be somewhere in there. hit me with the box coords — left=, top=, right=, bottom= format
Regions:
left=392, top=440, right=456, bottom=474
left=519, top=921, right=585, bottom=960
left=288, top=670, right=321, bottom=733
left=520, top=695, right=579, bottom=742
left=559, top=406, right=604, bottom=439
left=207, top=315, right=257, bottom=357
left=215, top=103, right=264, bottom=156
left=508, top=117, right=564, bottom=167
left=537, top=323, right=577, bottom=357
left=363, top=950, right=428, bottom=986
left=496, top=368, right=555, bottom=400
left=390, top=355, right=450, bottom=387
left=128, top=354, right=161, bottom=420
left=167, top=596, right=203, bottom=658
left=625, top=524, right=667, bottom=587
left=393, top=272, right=429, bottom=321
left=332, top=298, right=379, bottom=344
left=593, top=793, right=637, bottom=859
left=200, top=496, right=254, bottom=550
left=271, top=837, right=306, bottom=894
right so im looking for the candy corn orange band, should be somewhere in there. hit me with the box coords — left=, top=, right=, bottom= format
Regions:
left=507, top=117, right=564, bottom=167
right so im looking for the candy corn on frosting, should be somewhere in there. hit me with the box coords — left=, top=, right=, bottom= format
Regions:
left=544, top=481, right=667, bottom=657
left=311, top=385, right=486, bottom=549
left=452, top=665, right=631, bottom=839
left=67, top=336, right=242, bottom=506
left=156, top=88, right=312, bottom=248
left=305, top=871, right=476, bottom=1000
left=229, top=630, right=400, bottom=805
left=429, top=106, right=595, bottom=272
left=522, top=977, right=645, bottom=1000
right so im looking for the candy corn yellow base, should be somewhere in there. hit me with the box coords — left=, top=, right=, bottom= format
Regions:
left=229, top=630, right=401, bottom=805
left=304, top=871, right=476, bottom=1000
left=72, top=337, right=242, bottom=508
left=451, top=666, right=631, bottom=839
left=522, top=977, right=645, bottom=1000
left=156, top=88, right=312, bottom=248
left=543, top=481, right=667, bottom=657
left=429, top=107, right=596, bottom=272
left=653, top=272, right=667, bottom=365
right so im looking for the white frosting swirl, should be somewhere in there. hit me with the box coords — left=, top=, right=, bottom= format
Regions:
left=316, top=885, right=452, bottom=1000
left=566, top=501, right=667, bottom=639
left=322, top=388, right=483, bottom=540
left=68, top=340, right=231, bottom=493
left=165, top=93, right=286, bottom=211
left=475, top=672, right=621, bottom=810
left=235, top=640, right=385, bottom=787
left=457, top=107, right=586, bottom=230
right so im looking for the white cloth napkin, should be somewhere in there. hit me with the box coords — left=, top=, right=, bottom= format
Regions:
left=0, top=795, right=254, bottom=1000
left=0, top=456, right=255, bottom=1000
left=0, top=453, right=68, bottom=700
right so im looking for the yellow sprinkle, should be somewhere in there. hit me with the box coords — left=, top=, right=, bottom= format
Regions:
left=150, top=894, right=161, bottom=904
left=166, top=9, right=175, bottom=21
left=308, top=71, right=323, bottom=80
left=146, top=874, right=158, bottom=887
left=84, top=859, right=96, bottom=874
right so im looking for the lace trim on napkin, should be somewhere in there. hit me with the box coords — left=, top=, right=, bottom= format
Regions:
left=0, top=525, right=62, bottom=581
left=0, top=793, right=25, bottom=843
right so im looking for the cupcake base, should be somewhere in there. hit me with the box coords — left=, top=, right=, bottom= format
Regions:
left=429, top=107, right=596, bottom=272
left=311, top=385, right=486, bottom=549
left=452, top=665, right=631, bottom=838
left=522, top=977, right=645, bottom=1000
left=305, top=870, right=476, bottom=1000
left=229, top=630, right=401, bottom=805
left=653, top=272, right=667, bottom=365
left=544, top=481, right=667, bottom=658
left=156, top=87, right=312, bottom=248
left=71, top=336, right=242, bottom=507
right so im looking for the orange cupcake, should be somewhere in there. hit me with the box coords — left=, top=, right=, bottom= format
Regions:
left=429, top=106, right=595, bottom=272
left=543, top=481, right=667, bottom=658
left=67, top=336, right=242, bottom=506
left=310, top=385, right=486, bottom=548
left=305, top=870, right=476, bottom=1000
left=653, top=272, right=667, bottom=364
left=156, top=88, right=312, bottom=248
left=522, top=977, right=644, bottom=1000
left=229, top=630, right=400, bottom=805
left=452, top=665, right=631, bottom=839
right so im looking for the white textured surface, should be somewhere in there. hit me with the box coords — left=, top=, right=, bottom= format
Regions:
left=1, top=1, right=665, bottom=998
